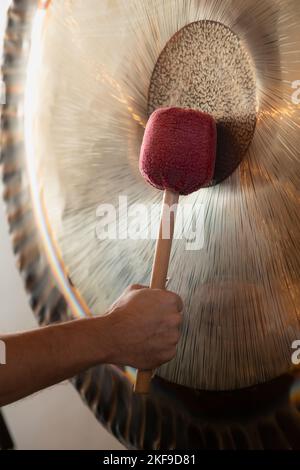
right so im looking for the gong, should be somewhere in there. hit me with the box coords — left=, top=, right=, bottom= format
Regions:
left=1, top=0, right=300, bottom=450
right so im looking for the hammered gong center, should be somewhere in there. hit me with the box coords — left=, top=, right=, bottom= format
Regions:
left=148, top=20, right=257, bottom=183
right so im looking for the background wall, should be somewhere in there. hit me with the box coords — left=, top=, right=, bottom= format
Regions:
left=0, top=0, right=123, bottom=450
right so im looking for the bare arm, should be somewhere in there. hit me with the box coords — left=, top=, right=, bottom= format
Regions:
left=0, top=285, right=183, bottom=406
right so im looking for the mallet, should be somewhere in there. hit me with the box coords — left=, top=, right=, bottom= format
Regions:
left=135, top=107, right=217, bottom=394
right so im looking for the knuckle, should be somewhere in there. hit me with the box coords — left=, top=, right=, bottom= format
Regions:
left=166, top=347, right=177, bottom=361
left=175, top=294, right=184, bottom=312
left=166, top=291, right=183, bottom=311
left=163, top=291, right=177, bottom=304
left=129, top=284, right=144, bottom=291
left=174, top=312, right=183, bottom=325
left=161, top=352, right=172, bottom=363
left=170, top=331, right=180, bottom=344
left=166, top=312, right=182, bottom=329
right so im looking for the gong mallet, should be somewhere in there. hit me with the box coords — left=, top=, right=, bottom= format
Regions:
left=134, top=107, right=217, bottom=394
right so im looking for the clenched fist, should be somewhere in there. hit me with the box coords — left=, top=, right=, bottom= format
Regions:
left=103, top=285, right=183, bottom=369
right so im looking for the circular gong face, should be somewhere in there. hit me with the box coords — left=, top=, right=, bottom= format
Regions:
left=3, top=0, right=300, bottom=452
left=5, top=0, right=300, bottom=393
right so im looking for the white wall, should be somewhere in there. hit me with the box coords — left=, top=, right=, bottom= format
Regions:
left=0, top=0, right=123, bottom=450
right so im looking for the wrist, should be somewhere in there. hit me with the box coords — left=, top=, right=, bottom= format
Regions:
left=87, top=314, right=116, bottom=365
left=64, top=315, right=114, bottom=368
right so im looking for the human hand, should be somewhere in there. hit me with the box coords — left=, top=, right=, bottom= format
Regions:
left=104, top=284, right=183, bottom=369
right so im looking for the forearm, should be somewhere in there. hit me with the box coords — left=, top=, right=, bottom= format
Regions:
left=0, top=316, right=111, bottom=406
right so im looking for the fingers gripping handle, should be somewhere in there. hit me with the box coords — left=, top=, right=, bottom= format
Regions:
left=134, top=190, right=179, bottom=394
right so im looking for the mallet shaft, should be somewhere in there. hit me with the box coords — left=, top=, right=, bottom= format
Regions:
left=135, top=190, right=179, bottom=394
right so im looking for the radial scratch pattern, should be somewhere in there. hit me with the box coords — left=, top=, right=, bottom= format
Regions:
left=24, top=0, right=300, bottom=390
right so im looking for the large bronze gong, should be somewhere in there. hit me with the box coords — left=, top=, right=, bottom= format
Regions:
left=1, top=0, right=300, bottom=449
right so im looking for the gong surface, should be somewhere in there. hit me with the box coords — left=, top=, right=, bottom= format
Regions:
left=2, top=0, right=300, bottom=451
left=23, top=0, right=300, bottom=391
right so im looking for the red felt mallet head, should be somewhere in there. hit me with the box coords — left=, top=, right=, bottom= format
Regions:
left=139, top=107, right=217, bottom=195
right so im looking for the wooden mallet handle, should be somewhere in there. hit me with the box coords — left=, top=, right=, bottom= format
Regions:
left=134, top=190, right=179, bottom=394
